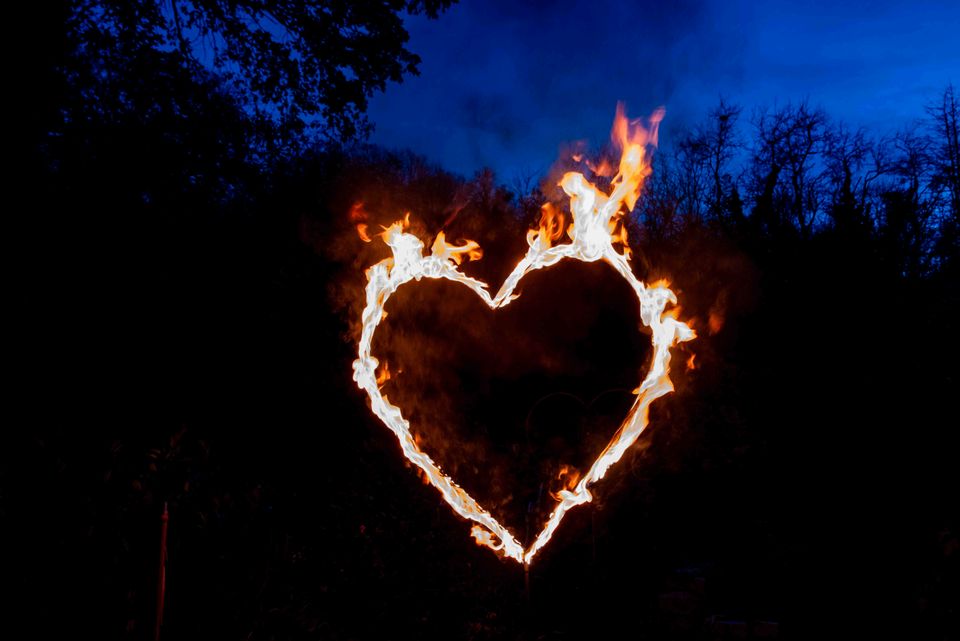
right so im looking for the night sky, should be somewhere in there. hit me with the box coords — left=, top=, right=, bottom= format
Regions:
left=368, top=0, right=960, bottom=180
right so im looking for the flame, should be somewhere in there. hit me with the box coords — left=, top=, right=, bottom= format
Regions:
left=349, top=201, right=367, bottom=223
left=587, top=157, right=615, bottom=178
left=709, top=308, right=725, bottom=335
left=557, top=463, right=579, bottom=484
left=471, top=525, right=509, bottom=551
left=351, top=202, right=372, bottom=242
left=376, top=361, right=392, bottom=387
left=431, top=231, right=483, bottom=265
left=552, top=464, right=582, bottom=499
left=352, top=105, right=693, bottom=565
left=526, top=203, right=568, bottom=249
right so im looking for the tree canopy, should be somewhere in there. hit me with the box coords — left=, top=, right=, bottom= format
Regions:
left=66, top=0, right=455, bottom=149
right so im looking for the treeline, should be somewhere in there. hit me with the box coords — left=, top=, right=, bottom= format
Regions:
left=632, top=92, right=959, bottom=283
left=285, top=90, right=960, bottom=301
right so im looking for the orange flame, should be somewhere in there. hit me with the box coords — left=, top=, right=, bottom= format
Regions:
left=349, top=201, right=366, bottom=223
left=431, top=231, right=483, bottom=265
left=526, top=202, right=568, bottom=249
left=376, top=361, right=392, bottom=387
left=353, top=105, right=692, bottom=565
left=587, top=157, right=615, bottom=178
left=471, top=525, right=508, bottom=551
left=551, top=464, right=582, bottom=499
left=351, top=202, right=372, bottom=242
left=709, top=309, right=725, bottom=335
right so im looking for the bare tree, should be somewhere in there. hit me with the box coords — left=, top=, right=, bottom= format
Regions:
left=749, top=101, right=830, bottom=238
left=674, top=132, right=709, bottom=224
left=879, top=130, right=944, bottom=277
left=668, top=98, right=743, bottom=228
left=702, top=99, right=744, bottom=223
left=926, top=83, right=960, bottom=222
left=509, top=166, right=546, bottom=223
left=634, top=153, right=682, bottom=242
left=824, top=124, right=887, bottom=235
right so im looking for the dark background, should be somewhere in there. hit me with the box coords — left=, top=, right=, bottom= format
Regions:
left=11, top=1, right=959, bottom=639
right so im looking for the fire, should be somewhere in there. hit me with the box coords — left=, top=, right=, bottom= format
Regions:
left=552, top=464, right=581, bottom=499
left=525, top=203, right=567, bottom=249
left=352, top=104, right=694, bottom=565
left=351, top=201, right=373, bottom=242
left=430, top=231, right=483, bottom=265
left=376, top=361, right=392, bottom=387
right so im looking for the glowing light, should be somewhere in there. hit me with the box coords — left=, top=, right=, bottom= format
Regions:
left=352, top=104, right=694, bottom=565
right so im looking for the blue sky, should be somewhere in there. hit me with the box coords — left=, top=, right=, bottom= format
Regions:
left=366, top=0, right=959, bottom=181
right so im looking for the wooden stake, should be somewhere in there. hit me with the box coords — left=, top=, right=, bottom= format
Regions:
left=524, top=562, right=531, bottom=601
left=154, top=502, right=169, bottom=641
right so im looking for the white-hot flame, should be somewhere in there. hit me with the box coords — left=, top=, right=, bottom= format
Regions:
left=352, top=104, right=693, bottom=565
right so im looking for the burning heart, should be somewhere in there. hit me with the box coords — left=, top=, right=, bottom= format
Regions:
left=352, top=105, right=695, bottom=565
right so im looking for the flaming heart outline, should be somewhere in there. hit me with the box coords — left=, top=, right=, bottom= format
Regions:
left=352, top=217, right=694, bottom=565
left=353, top=104, right=693, bottom=564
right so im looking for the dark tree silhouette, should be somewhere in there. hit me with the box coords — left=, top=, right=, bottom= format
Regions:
left=926, top=83, right=960, bottom=222
left=67, top=0, right=455, bottom=148
left=823, top=124, right=884, bottom=239
left=676, top=98, right=743, bottom=227
left=926, top=84, right=960, bottom=272
left=748, top=101, right=830, bottom=239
